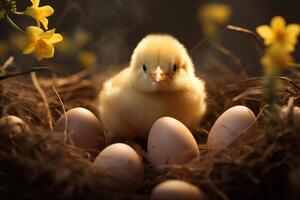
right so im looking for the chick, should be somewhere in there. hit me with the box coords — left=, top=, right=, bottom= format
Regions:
left=98, top=34, right=206, bottom=142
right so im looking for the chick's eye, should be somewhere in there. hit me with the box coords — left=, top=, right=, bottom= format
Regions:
left=173, top=64, right=177, bottom=72
left=142, top=64, right=147, bottom=72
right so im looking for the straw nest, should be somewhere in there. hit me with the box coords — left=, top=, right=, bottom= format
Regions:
left=0, top=66, right=300, bottom=200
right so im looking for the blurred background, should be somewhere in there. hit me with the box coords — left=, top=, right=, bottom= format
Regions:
left=0, top=0, right=299, bottom=75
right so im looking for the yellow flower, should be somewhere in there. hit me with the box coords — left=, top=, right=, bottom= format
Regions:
left=0, top=10, right=5, bottom=19
left=0, top=40, right=9, bottom=56
left=56, top=35, right=72, bottom=53
left=25, top=0, right=54, bottom=29
left=23, top=26, right=63, bottom=60
left=256, top=16, right=300, bottom=52
left=198, top=3, right=231, bottom=37
left=9, top=34, right=28, bottom=51
left=261, top=44, right=294, bottom=76
left=75, top=29, right=92, bottom=47
left=77, top=50, right=97, bottom=68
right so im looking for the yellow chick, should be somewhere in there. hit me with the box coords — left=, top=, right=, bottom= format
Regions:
left=98, top=34, right=207, bottom=142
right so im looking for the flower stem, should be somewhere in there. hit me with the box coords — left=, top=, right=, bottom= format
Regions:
left=5, top=14, right=26, bottom=34
left=12, top=11, right=24, bottom=15
left=265, top=75, right=278, bottom=112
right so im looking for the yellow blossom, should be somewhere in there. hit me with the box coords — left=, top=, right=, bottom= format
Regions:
left=0, top=10, right=5, bottom=19
left=56, top=35, right=72, bottom=53
left=23, top=26, right=63, bottom=60
left=0, top=40, right=9, bottom=56
left=25, top=0, right=54, bottom=29
left=256, top=16, right=300, bottom=52
left=75, top=29, right=92, bottom=47
left=9, top=34, right=28, bottom=51
left=77, top=50, right=97, bottom=68
left=198, top=3, right=231, bottom=37
left=261, top=44, right=294, bottom=76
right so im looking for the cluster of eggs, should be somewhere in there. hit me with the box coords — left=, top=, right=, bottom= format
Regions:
left=3, top=104, right=300, bottom=199
left=51, top=108, right=205, bottom=197
left=48, top=105, right=259, bottom=199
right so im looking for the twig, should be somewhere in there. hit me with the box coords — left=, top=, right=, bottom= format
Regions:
left=228, top=76, right=300, bottom=92
left=278, top=76, right=300, bottom=91
left=31, top=72, right=53, bottom=130
left=210, top=41, right=242, bottom=70
left=262, top=157, right=287, bottom=174
left=209, top=56, right=235, bottom=77
left=206, top=177, right=230, bottom=200
left=1, top=56, right=14, bottom=72
left=226, top=25, right=265, bottom=49
left=241, top=105, right=268, bottom=136
left=190, top=36, right=209, bottom=54
left=55, top=0, right=85, bottom=28
left=285, top=88, right=299, bottom=96
left=52, top=85, right=68, bottom=142
left=0, top=67, right=48, bottom=80
left=286, top=97, right=295, bottom=125
left=228, top=77, right=262, bottom=87
left=232, top=88, right=263, bottom=102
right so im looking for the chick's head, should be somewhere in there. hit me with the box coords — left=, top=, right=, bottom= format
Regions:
left=129, top=34, right=195, bottom=92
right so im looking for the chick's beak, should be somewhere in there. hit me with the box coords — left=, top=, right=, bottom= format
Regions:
left=151, top=66, right=169, bottom=82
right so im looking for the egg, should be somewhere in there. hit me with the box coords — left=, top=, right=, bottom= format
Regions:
left=93, top=143, right=144, bottom=191
left=279, top=106, right=300, bottom=122
left=0, top=115, right=31, bottom=135
left=147, top=117, right=199, bottom=167
left=150, top=180, right=206, bottom=200
left=207, top=105, right=257, bottom=150
left=53, top=107, right=106, bottom=157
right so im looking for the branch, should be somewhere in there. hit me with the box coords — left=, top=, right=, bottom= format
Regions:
left=226, top=25, right=266, bottom=49
left=0, top=67, right=49, bottom=80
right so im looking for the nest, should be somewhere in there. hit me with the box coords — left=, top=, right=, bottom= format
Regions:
left=0, top=66, right=300, bottom=200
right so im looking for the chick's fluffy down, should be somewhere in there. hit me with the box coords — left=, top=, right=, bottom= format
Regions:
left=98, top=34, right=206, bottom=142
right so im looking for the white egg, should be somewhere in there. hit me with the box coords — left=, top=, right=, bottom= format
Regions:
left=93, top=143, right=144, bottom=191
left=53, top=107, right=106, bottom=157
left=0, top=115, right=31, bottom=135
left=147, top=117, right=199, bottom=167
left=150, top=180, right=206, bottom=200
left=280, top=106, right=300, bottom=122
left=207, top=105, right=257, bottom=150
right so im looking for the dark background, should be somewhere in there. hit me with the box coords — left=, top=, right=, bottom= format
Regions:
left=1, top=0, right=300, bottom=74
